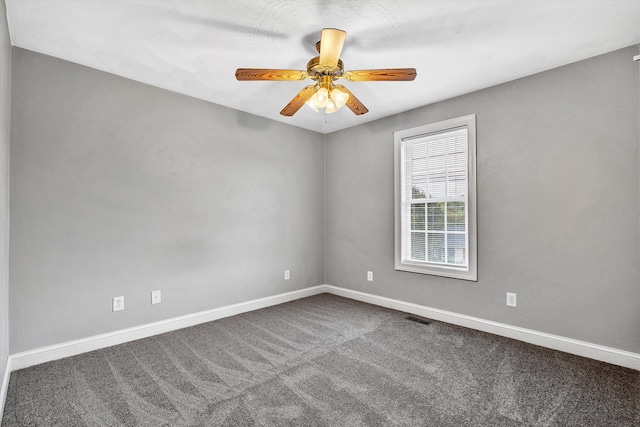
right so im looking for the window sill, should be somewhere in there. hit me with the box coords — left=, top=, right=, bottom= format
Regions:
left=395, top=261, right=477, bottom=281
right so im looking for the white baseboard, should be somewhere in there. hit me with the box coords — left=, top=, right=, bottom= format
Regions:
left=0, top=355, right=11, bottom=422
left=8, top=284, right=640, bottom=374
left=324, top=285, right=640, bottom=371
left=9, top=285, right=326, bottom=371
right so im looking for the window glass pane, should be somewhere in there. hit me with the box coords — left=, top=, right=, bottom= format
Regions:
left=427, top=233, right=445, bottom=263
left=447, top=233, right=466, bottom=265
left=412, top=142, right=427, bottom=159
left=447, top=202, right=466, bottom=232
left=411, top=156, right=428, bottom=172
left=447, top=131, right=466, bottom=197
left=427, top=202, right=444, bottom=231
left=411, top=232, right=426, bottom=261
left=411, top=180, right=427, bottom=199
left=447, top=164, right=466, bottom=197
left=411, top=143, right=428, bottom=200
left=448, top=130, right=467, bottom=154
left=427, top=170, right=446, bottom=198
left=429, top=136, right=447, bottom=158
left=427, top=137, right=446, bottom=198
left=428, top=153, right=446, bottom=172
left=411, top=203, right=425, bottom=230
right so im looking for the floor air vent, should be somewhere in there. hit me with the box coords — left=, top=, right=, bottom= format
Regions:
left=406, top=316, right=432, bottom=326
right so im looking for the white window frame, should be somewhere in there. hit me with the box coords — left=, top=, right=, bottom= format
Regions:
left=394, top=114, right=477, bottom=281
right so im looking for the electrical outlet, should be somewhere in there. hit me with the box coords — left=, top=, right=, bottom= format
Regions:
left=506, top=292, right=517, bottom=307
left=284, top=270, right=290, bottom=280
left=367, top=271, right=373, bottom=281
left=151, top=290, right=161, bottom=305
left=112, top=296, right=124, bottom=312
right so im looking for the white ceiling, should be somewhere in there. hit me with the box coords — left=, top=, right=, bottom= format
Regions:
left=5, top=0, right=640, bottom=134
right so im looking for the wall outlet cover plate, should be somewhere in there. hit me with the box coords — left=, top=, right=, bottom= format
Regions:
left=112, top=296, right=124, bottom=312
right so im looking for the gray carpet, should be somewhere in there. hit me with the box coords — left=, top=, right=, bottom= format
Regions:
left=2, top=294, right=639, bottom=426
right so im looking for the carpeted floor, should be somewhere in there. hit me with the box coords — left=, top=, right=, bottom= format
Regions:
left=2, top=294, right=639, bottom=426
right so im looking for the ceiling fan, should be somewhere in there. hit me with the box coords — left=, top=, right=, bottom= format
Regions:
left=235, top=28, right=417, bottom=117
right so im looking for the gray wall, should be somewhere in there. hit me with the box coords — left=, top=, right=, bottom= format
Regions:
left=10, top=48, right=325, bottom=353
left=7, top=43, right=640, bottom=356
left=0, top=0, right=11, bottom=384
left=325, top=45, right=640, bottom=353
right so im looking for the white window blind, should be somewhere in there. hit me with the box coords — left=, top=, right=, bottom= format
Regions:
left=394, top=115, right=477, bottom=281
left=403, top=128, right=468, bottom=267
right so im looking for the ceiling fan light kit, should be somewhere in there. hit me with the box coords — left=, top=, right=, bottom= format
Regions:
left=235, top=28, right=417, bottom=117
left=304, top=75, right=349, bottom=114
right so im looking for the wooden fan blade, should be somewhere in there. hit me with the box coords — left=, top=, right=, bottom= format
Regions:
left=334, top=85, right=368, bottom=115
left=280, top=86, right=317, bottom=116
left=319, top=28, right=346, bottom=68
left=342, top=68, right=417, bottom=82
left=235, top=69, right=308, bottom=81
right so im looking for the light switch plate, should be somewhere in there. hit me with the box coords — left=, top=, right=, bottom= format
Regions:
left=151, top=290, right=161, bottom=305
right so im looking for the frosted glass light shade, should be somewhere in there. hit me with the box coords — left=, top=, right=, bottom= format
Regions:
left=330, top=88, right=349, bottom=109
left=325, top=98, right=338, bottom=114
left=305, top=94, right=319, bottom=111
left=316, top=87, right=329, bottom=108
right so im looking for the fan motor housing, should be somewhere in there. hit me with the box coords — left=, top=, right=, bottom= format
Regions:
left=307, top=56, right=344, bottom=80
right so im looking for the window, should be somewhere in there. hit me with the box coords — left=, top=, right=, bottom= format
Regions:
left=394, top=114, right=477, bottom=281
